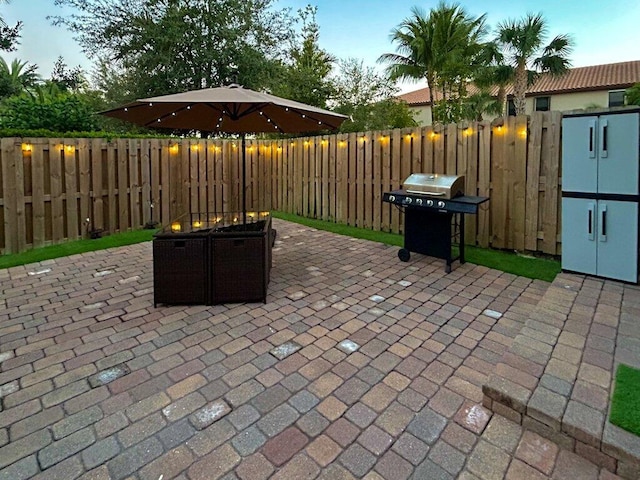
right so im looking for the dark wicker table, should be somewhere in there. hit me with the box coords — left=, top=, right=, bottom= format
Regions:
left=153, top=212, right=274, bottom=306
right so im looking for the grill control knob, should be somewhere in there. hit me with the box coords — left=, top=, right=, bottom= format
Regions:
left=405, top=197, right=413, bottom=204
left=389, top=195, right=396, bottom=202
left=426, top=200, right=434, bottom=207
left=437, top=200, right=446, bottom=208
left=416, top=198, right=423, bottom=205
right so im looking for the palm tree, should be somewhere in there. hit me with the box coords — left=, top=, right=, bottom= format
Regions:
left=0, top=57, right=40, bottom=98
left=496, top=12, right=572, bottom=115
left=378, top=6, right=437, bottom=109
left=378, top=2, right=486, bottom=123
left=472, top=41, right=514, bottom=116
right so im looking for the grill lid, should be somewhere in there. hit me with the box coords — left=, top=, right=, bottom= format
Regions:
left=402, top=173, right=465, bottom=199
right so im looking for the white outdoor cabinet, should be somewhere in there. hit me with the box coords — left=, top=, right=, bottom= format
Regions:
left=561, top=108, right=640, bottom=282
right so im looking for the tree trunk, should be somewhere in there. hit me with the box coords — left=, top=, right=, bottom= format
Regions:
left=427, top=73, right=436, bottom=124
left=514, top=61, right=528, bottom=115
left=497, top=85, right=506, bottom=116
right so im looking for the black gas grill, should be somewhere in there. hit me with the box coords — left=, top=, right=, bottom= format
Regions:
left=383, top=174, right=489, bottom=273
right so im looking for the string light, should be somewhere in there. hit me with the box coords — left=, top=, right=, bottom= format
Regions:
left=21, top=143, right=32, bottom=152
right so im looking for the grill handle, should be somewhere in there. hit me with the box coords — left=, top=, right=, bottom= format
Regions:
left=405, top=190, right=446, bottom=196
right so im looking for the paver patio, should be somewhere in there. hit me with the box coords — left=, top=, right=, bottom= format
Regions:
left=0, top=218, right=632, bottom=479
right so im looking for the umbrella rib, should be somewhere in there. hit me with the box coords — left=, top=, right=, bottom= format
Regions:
left=142, top=104, right=196, bottom=127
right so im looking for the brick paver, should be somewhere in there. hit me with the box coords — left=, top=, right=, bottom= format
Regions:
left=0, top=219, right=628, bottom=479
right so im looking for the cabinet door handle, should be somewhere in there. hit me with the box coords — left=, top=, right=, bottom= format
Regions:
left=600, top=119, right=608, bottom=158
left=599, top=204, right=607, bottom=242
left=588, top=203, right=595, bottom=241
left=589, top=120, right=596, bottom=159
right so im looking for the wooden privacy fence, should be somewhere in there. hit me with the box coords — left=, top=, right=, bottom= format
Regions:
left=0, top=111, right=562, bottom=256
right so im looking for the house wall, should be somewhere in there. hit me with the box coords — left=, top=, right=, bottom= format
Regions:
left=530, top=90, right=609, bottom=112
left=409, top=90, right=614, bottom=125
left=411, top=105, right=432, bottom=125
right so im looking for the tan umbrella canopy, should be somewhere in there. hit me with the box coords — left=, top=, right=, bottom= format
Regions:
left=101, top=84, right=347, bottom=134
left=102, top=84, right=348, bottom=223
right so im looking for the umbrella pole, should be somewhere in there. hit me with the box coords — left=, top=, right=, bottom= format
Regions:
left=242, top=134, right=247, bottom=226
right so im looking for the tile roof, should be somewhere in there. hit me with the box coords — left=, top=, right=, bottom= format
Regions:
left=398, top=60, right=640, bottom=105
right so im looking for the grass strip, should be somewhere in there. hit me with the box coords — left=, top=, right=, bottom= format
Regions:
left=610, top=364, right=640, bottom=437
left=0, top=229, right=157, bottom=270
left=272, top=211, right=560, bottom=282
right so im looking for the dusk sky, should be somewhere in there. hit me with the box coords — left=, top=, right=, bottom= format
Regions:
left=4, top=0, right=639, bottom=93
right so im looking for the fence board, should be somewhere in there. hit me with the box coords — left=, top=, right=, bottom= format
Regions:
left=381, top=131, right=391, bottom=232
left=336, top=134, right=347, bottom=224
left=391, top=129, right=401, bottom=233
left=106, top=142, right=117, bottom=233
left=160, top=140, right=171, bottom=225
left=434, top=127, right=445, bottom=174
left=139, top=139, right=150, bottom=225
left=249, top=140, right=258, bottom=211
left=328, top=136, right=337, bottom=221
left=90, top=139, right=104, bottom=232
left=364, top=135, right=373, bottom=228
left=477, top=122, right=491, bottom=247
left=149, top=139, right=160, bottom=226
left=446, top=124, right=457, bottom=174
left=64, top=143, right=79, bottom=240
left=128, top=139, right=141, bottom=229
left=542, top=111, right=562, bottom=254
left=78, top=139, right=91, bottom=238
left=465, top=123, right=479, bottom=244
left=411, top=127, right=422, bottom=174
left=116, top=139, right=130, bottom=231
left=491, top=122, right=506, bottom=248
left=31, top=143, right=45, bottom=248
left=1, top=139, right=17, bottom=252
left=458, top=125, right=471, bottom=243
left=322, top=136, right=330, bottom=221
left=525, top=113, right=543, bottom=251
left=423, top=127, right=434, bottom=173
left=372, top=133, right=382, bottom=231
left=513, top=116, right=528, bottom=251
left=503, top=117, right=516, bottom=249
left=348, top=133, right=357, bottom=226
left=357, top=135, right=366, bottom=228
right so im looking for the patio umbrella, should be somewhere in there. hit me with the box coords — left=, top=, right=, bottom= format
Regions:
left=101, top=84, right=348, bottom=223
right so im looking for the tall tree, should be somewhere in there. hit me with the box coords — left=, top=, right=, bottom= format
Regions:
left=496, top=12, right=572, bottom=115
left=378, top=2, right=486, bottom=123
left=52, top=0, right=295, bottom=97
left=0, top=0, right=21, bottom=51
left=332, top=58, right=416, bottom=132
left=272, top=6, right=336, bottom=108
left=50, top=56, right=87, bottom=92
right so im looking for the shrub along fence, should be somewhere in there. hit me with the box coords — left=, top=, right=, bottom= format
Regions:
left=0, top=111, right=562, bottom=256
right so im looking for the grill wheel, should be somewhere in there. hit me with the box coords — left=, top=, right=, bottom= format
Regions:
left=398, top=248, right=410, bottom=262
